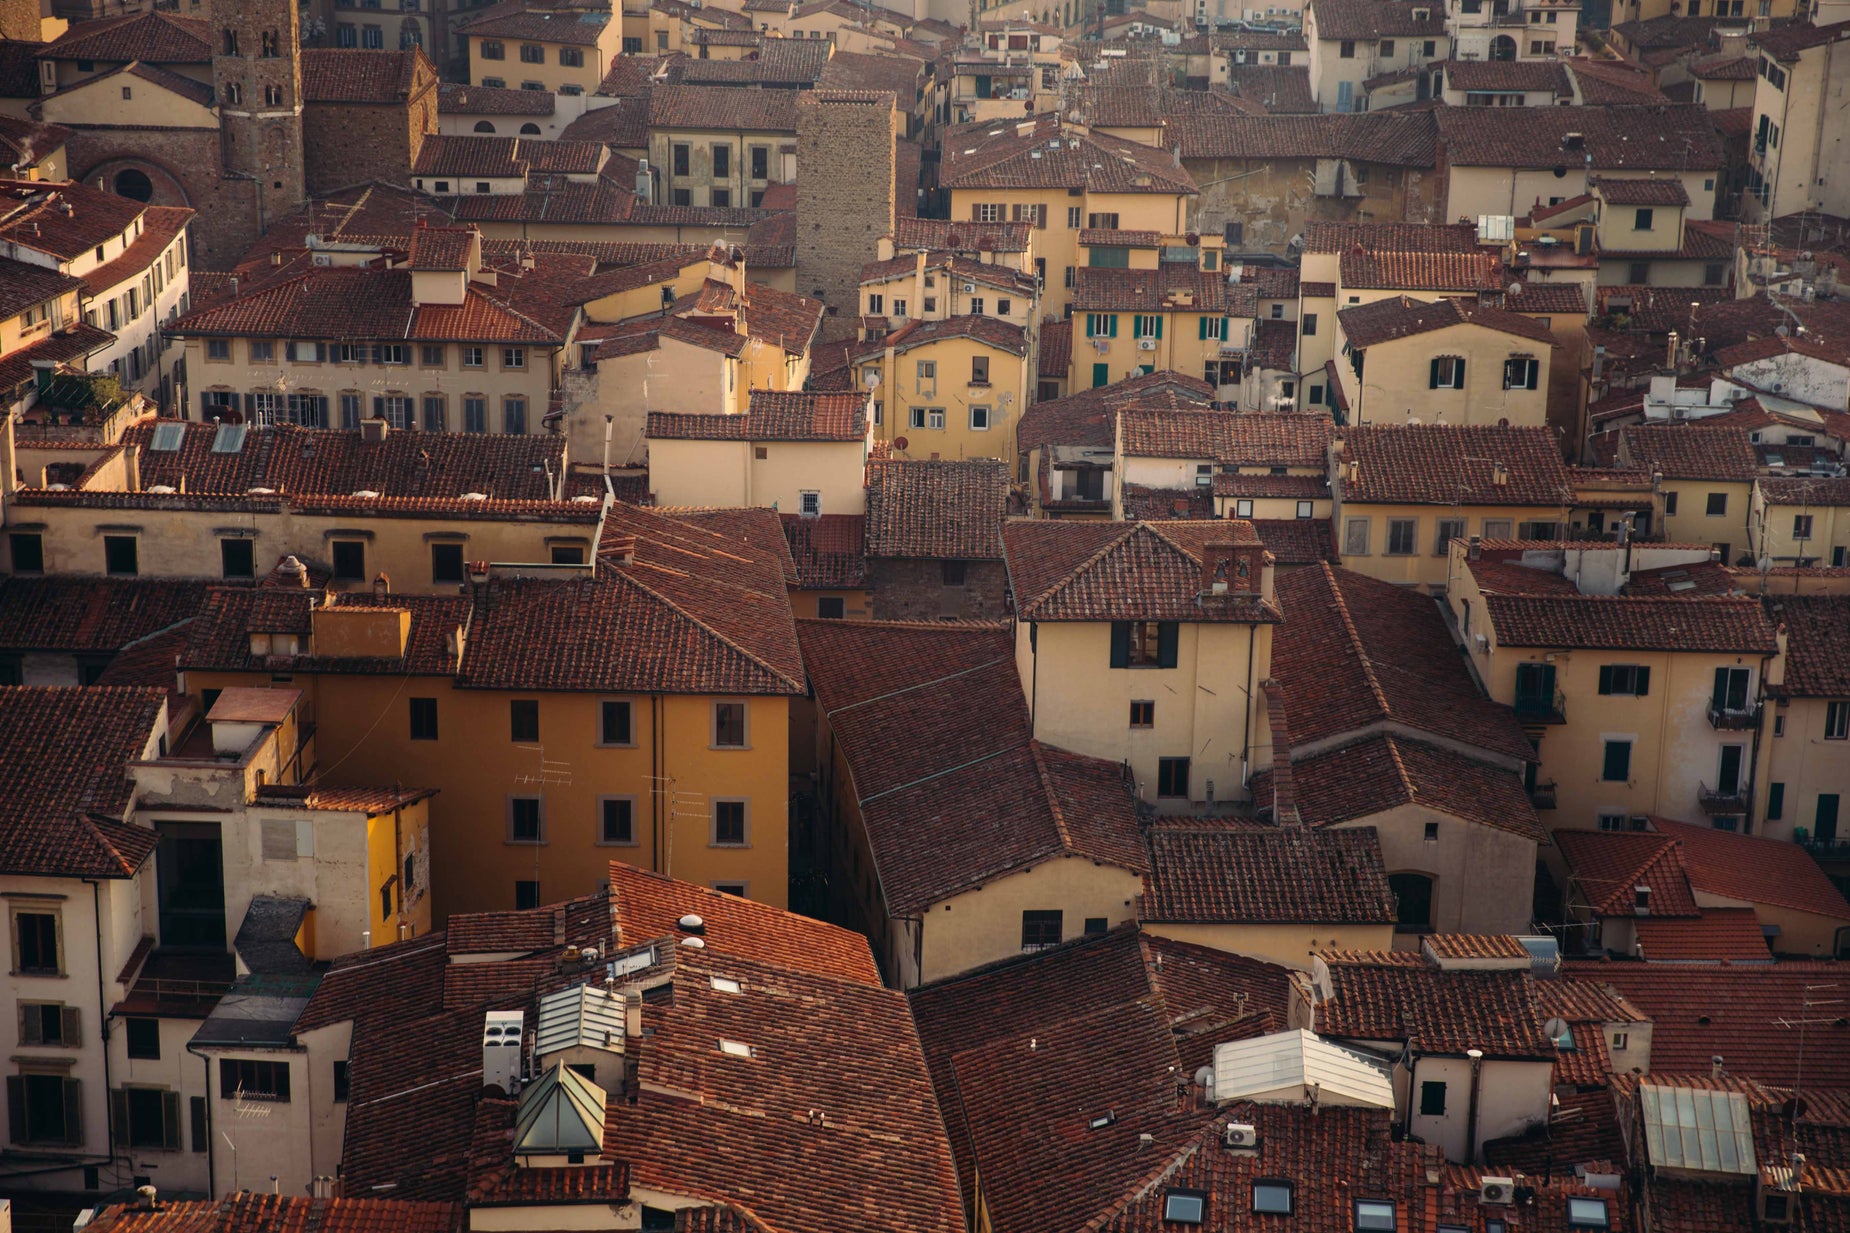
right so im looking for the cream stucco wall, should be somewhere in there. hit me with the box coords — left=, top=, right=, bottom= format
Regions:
left=1339, top=804, right=1537, bottom=936
left=1446, top=166, right=1718, bottom=227
left=647, top=436, right=869, bottom=514
left=1764, top=697, right=1850, bottom=845
left=1336, top=320, right=1552, bottom=430
left=1141, top=919, right=1394, bottom=970
left=1340, top=499, right=1568, bottom=591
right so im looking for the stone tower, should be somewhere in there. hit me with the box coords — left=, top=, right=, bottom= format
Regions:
left=795, top=90, right=900, bottom=317
left=210, top=0, right=306, bottom=235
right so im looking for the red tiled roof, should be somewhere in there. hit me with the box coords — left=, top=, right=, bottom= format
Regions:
left=942, top=115, right=1196, bottom=194
left=1752, top=17, right=1850, bottom=61
left=1653, top=817, right=1850, bottom=920
left=865, top=458, right=1007, bottom=559
left=0, top=113, right=72, bottom=170
left=856, top=312, right=1027, bottom=358
left=1168, top=111, right=1439, bottom=165
left=1775, top=595, right=1850, bottom=697
left=0, top=686, right=164, bottom=878
left=0, top=255, right=89, bottom=322
left=0, top=577, right=209, bottom=655
left=1037, top=316, right=1071, bottom=381
left=1443, top=57, right=1571, bottom=94
left=439, top=82, right=556, bottom=116
left=80, top=204, right=191, bottom=298
left=1071, top=263, right=1250, bottom=314
left=1340, top=424, right=1573, bottom=506
left=1505, top=281, right=1591, bottom=315
left=1436, top=104, right=1724, bottom=171
left=1338, top=294, right=1559, bottom=348
left=1273, top=564, right=1535, bottom=761
left=40, top=10, right=210, bottom=63
left=456, top=5, right=613, bottom=44
left=648, top=83, right=800, bottom=133
left=1117, top=408, right=1331, bottom=464
left=1211, top=472, right=1327, bottom=499
left=779, top=513, right=866, bottom=589
left=1340, top=248, right=1503, bottom=292
left=1634, top=909, right=1772, bottom=962
left=1617, top=423, right=1762, bottom=482
left=1308, top=0, right=1445, bottom=38
left=1482, top=593, right=1778, bottom=652
left=1263, top=733, right=1543, bottom=841
left=647, top=391, right=866, bottom=441
left=609, top=862, right=880, bottom=983
left=1317, top=948, right=1556, bottom=1058
left=1594, top=175, right=1692, bottom=207
left=1554, top=829, right=1703, bottom=917
left=1566, top=960, right=1850, bottom=1088
left=300, top=48, right=431, bottom=104
left=1141, top=825, right=1394, bottom=924
left=890, top=216, right=1032, bottom=253
left=1250, top=518, right=1338, bottom=566
left=82, top=1195, right=461, bottom=1233
left=1003, top=520, right=1279, bottom=624
left=0, top=177, right=146, bottom=263
left=1018, top=371, right=1212, bottom=451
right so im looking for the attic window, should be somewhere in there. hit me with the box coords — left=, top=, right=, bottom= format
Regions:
left=717, top=1039, right=753, bottom=1058
left=709, top=976, right=742, bottom=994
left=1253, top=1181, right=1293, bottom=1214
left=1088, top=1111, right=1117, bottom=1129
left=1355, top=1200, right=1397, bottom=1232
left=151, top=422, right=186, bottom=451
left=1566, top=1197, right=1610, bottom=1230
left=1163, top=1191, right=1206, bottom=1225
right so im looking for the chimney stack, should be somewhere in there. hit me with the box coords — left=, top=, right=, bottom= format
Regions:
left=361, top=416, right=389, bottom=444
left=123, top=442, right=141, bottom=493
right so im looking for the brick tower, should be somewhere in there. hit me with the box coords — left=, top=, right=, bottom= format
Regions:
left=796, top=90, right=900, bottom=317
left=211, top=0, right=306, bottom=234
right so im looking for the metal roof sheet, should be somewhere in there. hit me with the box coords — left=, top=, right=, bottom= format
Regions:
left=1639, top=1083, right=1757, bottom=1175
left=535, top=983, right=626, bottom=1058
left=1211, top=1029, right=1395, bottom=1108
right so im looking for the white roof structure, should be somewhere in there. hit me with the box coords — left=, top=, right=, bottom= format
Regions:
left=1638, top=1083, right=1757, bottom=1176
left=535, top=983, right=625, bottom=1058
left=513, top=1062, right=608, bottom=1157
left=1211, top=1028, right=1395, bottom=1109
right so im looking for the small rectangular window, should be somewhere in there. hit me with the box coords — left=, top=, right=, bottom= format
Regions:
left=430, top=542, right=465, bottom=584
left=817, top=597, right=845, bottom=619
left=1706, top=492, right=1728, bottom=516
left=1826, top=700, right=1850, bottom=741
left=713, top=701, right=747, bottom=747
left=1663, top=491, right=1679, bottom=516
left=220, top=538, right=255, bottom=579
left=1253, top=1181, right=1292, bottom=1215
left=219, top=1059, right=290, bottom=1103
left=1386, top=519, right=1417, bottom=555
left=104, top=535, right=139, bottom=577
left=1130, top=700, right=1154, bottom=728
left=1021, top=909, right=1062, bottom=949
left=1157, top=757, right=1190, bottom=799
left=125, top=1017, right=160, bottom=1060
left=331, top=540, right=365, bottom=582
left=1566, top=1197, right=1610, bottom=1230
left=515, top=880, right=541, bottom=910
left=1419, top=1080, right=1446, bottom=1115
left=1355, top=1200, right=1397, bottom=1232
left=712, top=799, right=747, bottom=846
left=9, top=532, right=44, bottom=573
left=332, top=1061, right=350, bottom=1103
left=1164, top=1191, right=1206, bottom=1225
left=508, top=796, right=544, bottom=844
left=510, top=699, right=540, bottom=742
left=600, top=699, right=633, bottom=746
left=599, top=797, right=636, bottom=845
left=1602, top=740, right=1632, bottom=783
left=409, top=697, right=438, bottom=741
left=1598, top=665, right=1651, bottom=697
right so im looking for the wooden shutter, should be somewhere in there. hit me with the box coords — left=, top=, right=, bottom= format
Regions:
left=971, top=203, right=983, bottom=221
left=1598, top=665, right=1614, bottom=695
left=1453, top=359, right=1465, bottom=387
left=1157, top=622, right=1179, bottom=668
left=60, top=1006, right=80, bottom=1047
left=1153, top=315, right=1163, bottom=340
left=1429, top=357, right=1442, bottom=388
left=110, top=1088, right=130, bottom=1147
left=6, top=1075, right=24, bottom=1144
left=1711, top=668, right=1729, bottom=710
left=18, top=1004, right=38, bottom=1045
left=1635, top=667, right=1650, bottom=696
left=161, top=1090, right=181, bottom=1151
left=1109, top=315, right=1119, bottom=338
left=1198, top=316, right=1210, bottom=340
left=62, top=1078, right=82, bottom=1145
left=190, top=1096, right=208, bottom=1152
left=1108, top=622, right=1130, bottom=668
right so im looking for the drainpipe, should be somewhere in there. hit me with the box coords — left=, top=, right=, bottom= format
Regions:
left=184, top=1041, right=216, bottom=1197
left=82, top=878, right=118, bottom=1183
left=1464, top=1048, right=1485, bottom=1165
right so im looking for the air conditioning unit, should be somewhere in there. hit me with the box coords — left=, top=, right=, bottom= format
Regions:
left=963, top=282, right=977, bottom=293
left=1138, top=338, right=1156, bottom=350
left=1224, top=1123, right=1258, bottom=1149
left=1480, top=1178, right=1516, bottom=1206
left=1474, top=633, right=1490, bottom=652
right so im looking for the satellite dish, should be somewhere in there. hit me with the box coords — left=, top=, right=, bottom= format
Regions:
left=864, top=369, right=881, bottom=389
left=894, top=435, right=910, bottom=450
left=1508, top=281, right=1523, bottom=297
left=1543, top=1017, right=1571, bottom=1045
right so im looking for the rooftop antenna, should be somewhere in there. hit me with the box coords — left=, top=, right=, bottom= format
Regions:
left=1773, top=982, right=1842, bottom=1114
left=515, top=745, right=572, bottom=905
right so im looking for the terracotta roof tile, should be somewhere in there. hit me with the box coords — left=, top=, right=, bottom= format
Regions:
left=890, top=216, right=1032, bottom=253
left=648, top=83, right=799, bottom=133
left=1653, top=817, right=1850, bottom=920
left=865, top=458, right=1007, bottom=559
left=1482, top=593, right=1778, bottom=652
left=1118, top=408, right=1332, bottom=463
left=1250, top=518, right=1338, bottom=566
left=1752, top=17, right=1850, bottom=61
left=0, top=576, right=209, bottom=655
left=439, top=82, right=555, bottom=116
left=1274, top=564, right=1536, bottom=761
left=40, top=10, right=210, bottom=63
left=1340, top=424, right=1572, bottom=506
left=1262, top=733, right=1543, bottom=841
left=1340, top=248, right=1504, bottom=291
left=81, top=1195, right=460, bottom=1233
left=0, top=177, right=146, bottom=263
left=1774, top=595, right=1850, bottom=696
left=1437, top=104, right=1724, bottom=171
left=648, top=390, right=866, bottom=441
left=779, top=512, right=866, bottom=589
left=941, top=115, right=1196, bottom=194
left=1309, top=0, right=1445, bottom=38
left=1142, top=825, right=1395, bottom=924
left=1003, top=519, right=1279, bottom=624
left=1170, top=110, right=1438, bottom=164
left=1618, top=423, right=1759, bottom=482
left=1633, top=909, right=1773, bottom=961
left=1443, top=57, right=1572, bottom=94
left=1073, top=263, right=1250, bottom=313
left=1554, top=829, right=1703, bottom=917
left=456, top=5, right=613, bottom=44
left=798, top=620, right=1144, bottom=913
left=301, top=48, right=430, bottom=104
left=855, top=312, right=1027, bottom=358
left=1317, top=949, right=1556, bottom=1058
left=0, top=686, right=164, bottom=877
left=1338, top=294, right=1559, bottom=347
left=1594, top=175, right=1692, bottom=206
left=1224, top=63, right=1316, bottom=112
left=1038, top=315, right=1071, bottom=380
left=0, top=254, right=91, bottom=322
left=1017, top=371, right=1213, bottom=451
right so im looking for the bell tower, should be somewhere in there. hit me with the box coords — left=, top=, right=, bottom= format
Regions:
left=210, top=0, right=305, bottom=233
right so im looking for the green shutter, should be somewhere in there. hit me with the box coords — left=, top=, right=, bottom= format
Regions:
left=1157, top=622, right=1179, bottom=668
left=1154, top=315, right=1163, bottom=340
left=1453, top=359, right=1466, bottom=387
left=1198, top=315, right=1209, bottom=340
left=1109, top=314, right=1119, bottom=338
left=1430, top=357, right=1441, bottom=388
left=161, top=1091, right=181, bottom=1152
left=1712, top=668, right=1729, bottom=710
left=1598, top=665, right=1614, bottom=695
left=1768, top=782, right=1785, bottom=820
left=1093, top=362, right=1110, bottom=388
left=1635, top=666, right=1650, bottom=696
left=1109, top=622, right=1130, bottom=668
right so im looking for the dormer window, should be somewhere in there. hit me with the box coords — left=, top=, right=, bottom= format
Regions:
left=1566, top=1197, right=1610, bottom=1230
left=1163, top=1191, right=1206, bottom=1225
left=1355, top=1201, right=1397, bottom=1232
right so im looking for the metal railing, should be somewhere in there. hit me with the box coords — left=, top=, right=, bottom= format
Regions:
left=1514, top=688, right=1568, bottom=724
left=1707, top=703, right=1762, bottom=730
left=1530, top=781, right=1558, bottom=809
left=1698, top=782, right=1748, bottom=814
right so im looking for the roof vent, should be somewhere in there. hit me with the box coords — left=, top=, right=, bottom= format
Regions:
left=460, top=492, right=488, bottom=501
left=1634, top=884, right=1652, bottom=916
left=683, top=936, right=707, bottom=950
left=352, top=489, right=381, bottom=498
left=1562, top=131, right=1585, bottom=149
left=678, top=913, right=706, bottom=935
left=148, top=484, right=176, bottom=494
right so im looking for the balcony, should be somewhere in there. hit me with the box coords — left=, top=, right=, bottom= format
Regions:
left=1800, top=837, right=1850, bottom=863
left=1707, top=703, right=1761, bottom=730
left=1529, top=781, right=1557, bottom=809
left=1514, top=688, right=1567, bottom=724
left=1698, top=782, right=1749, bottom=815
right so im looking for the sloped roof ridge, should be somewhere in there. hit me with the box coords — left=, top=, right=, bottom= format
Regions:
left=78, top=812, right=148, bottom=877
left=1029, top=741, right=1075, bottom=852
left=1319, top=563, right=1393, bottom=721
left=1022, top=521, right=1139, bottom=611
left=597, top=555, right=804, bottom=693
left=822, top=652, right=1016, bottom=718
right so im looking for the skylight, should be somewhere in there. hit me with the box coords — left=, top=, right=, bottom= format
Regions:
left=1355, top=1199, right=1397, bottom=1232
left=1088, top=1111, right=1116, bottom=1129
left=1252, top=1180, right=1293, bottom=1215
left=211, top=422, right=248, bottom=454
left=717, top=1039, right=753, bottom=1058
left=710, top=975, right=742, bottom=994
left=1162, top=1191, right=1205, bottom=1225
left=150, top=421, right=185, bottom=451
left=1566, top=1197, right=1610, bottom=1230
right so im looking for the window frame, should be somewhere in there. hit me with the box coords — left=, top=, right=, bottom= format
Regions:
left=710, top=798, right=749, bottom=847
left=408, top=697, right=439, bottom=741
left=506, top=795, right=545, bottom=845
left=1021, top=909, right=1062, bottom=950
left=597, top=796, right=638, bottom=846
left=509, top=698, right=540, bottom=743
left=599, top=698, right=635, bottom=747
left=1156, top=756, right=1190, bottom=799
left=712, top=700, right=749, bottom=749
left=12, top=905, right=62, bottom=975
left=219, top=1058, right=290, bottom=1103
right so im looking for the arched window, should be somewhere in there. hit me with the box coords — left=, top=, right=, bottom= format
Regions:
left=223, top=82, right=243, bottom=105
left=473, top=120, right=496, bottom=133
left=261, top=30, right=279, bottom=57
left=223, top=29, right=239, bottom=56
left=1388, top=872, right=1434, bottom=933
left=1489, top=34, right=1517, bottom=60
left=519, top=122, right=541, bottom=135
left=264, top=84, right=282, bottom=106
left=113, top=168, right=154, bottom=202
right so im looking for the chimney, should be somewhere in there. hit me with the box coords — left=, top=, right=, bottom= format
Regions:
left=1201, top=541, right=1236, bottom=595
left=361, top=416, right=389, bottom=444
left=623, top=989, right=643, bottom=1040
left=309, top=1177, right=335, bottom=1200
left=228, top=276, right=239, bottom=298
left=123, top=442, right=141, bottom=493
left=372, top=572, right=390, bottom=600
left=279, top=554, right=309, bottom=587
left=636, top=158, right=653, bottom=204
left=1667, top=329, right=1681, bottom=371
left=270, top=249, right=282, bottom=267
left=607, top=534, right=637, bottom=566
left=1492, top=462, right=1509, bottom=486
left=1467, top=534, right=1482, bottom=560
left=1712, top=1055, right=1725, bottom=1079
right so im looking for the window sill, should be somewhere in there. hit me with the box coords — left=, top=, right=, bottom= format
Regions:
left=596, top=839, right=640, bottom=848
left=708, top=842, right=751, bottom=850
left=504, top=839, right=547, bottom=847
left=709, top=744, right=751, bottom=752
left=595, top=742, right=638, bottom=750
left=12, top=970, right=68, bottom=979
